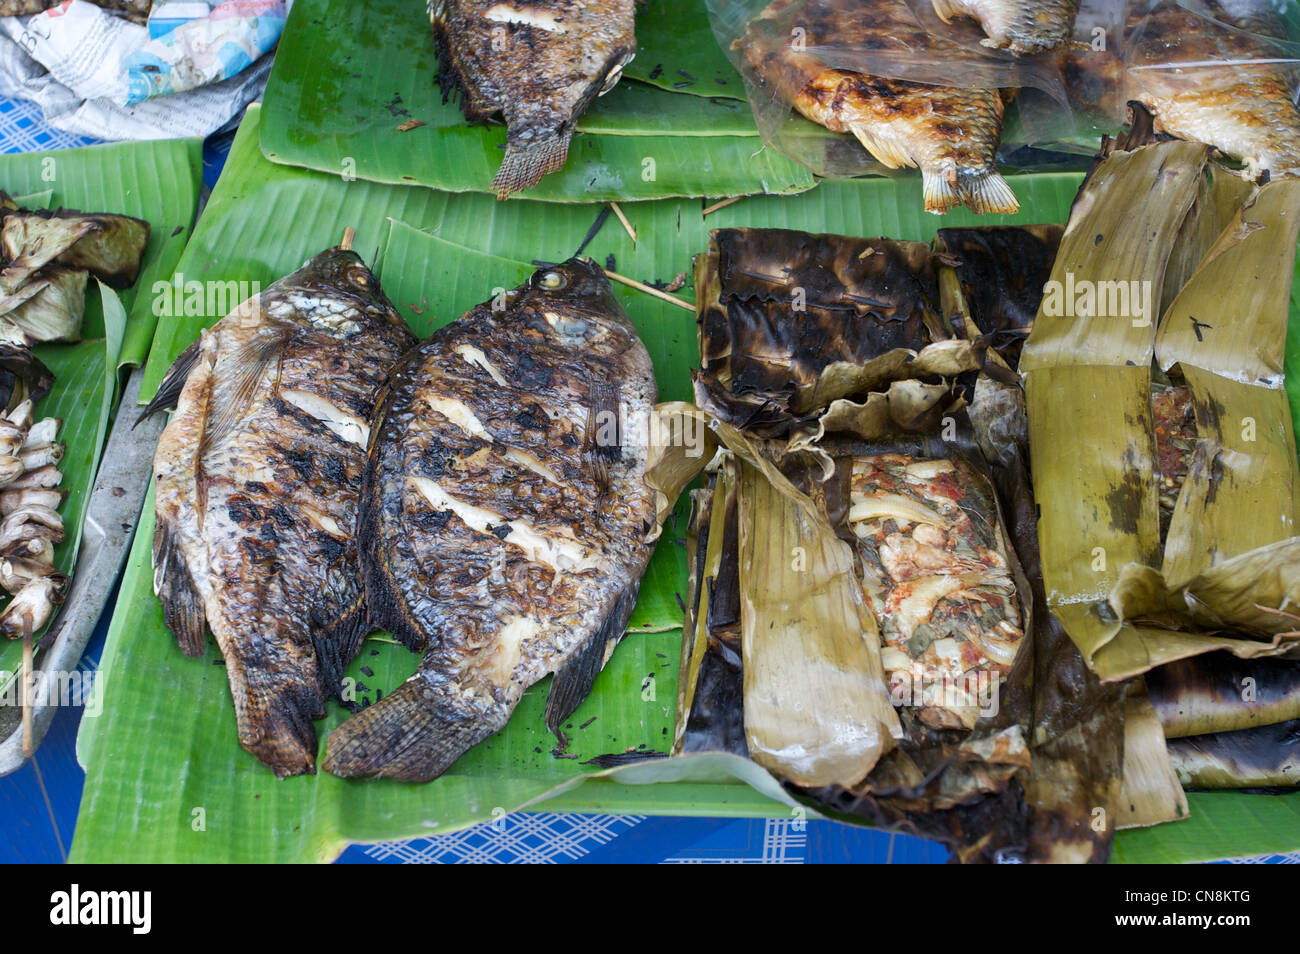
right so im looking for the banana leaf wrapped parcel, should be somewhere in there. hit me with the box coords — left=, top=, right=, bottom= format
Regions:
left=649, top=226, right=1179, bottom=861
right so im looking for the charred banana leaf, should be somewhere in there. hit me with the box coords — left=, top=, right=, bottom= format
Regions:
left=694, top=227, right=979, bottom=438
left=1167, top=720, right=1300, bottom=790
left=1147, top=655, right=1300, bottom=740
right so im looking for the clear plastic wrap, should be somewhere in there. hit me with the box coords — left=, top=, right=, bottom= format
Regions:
left=708, top=0, right=1300, bottom=189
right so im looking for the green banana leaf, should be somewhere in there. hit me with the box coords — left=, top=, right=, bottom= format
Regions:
left=624, top=0, right=746, bottom=100
left=0, top=139, right=203, bottom=368
left=86, top=104, right=1300, bottom=863
left=0, top=138, right=202, bottom=714
left=257, top=0, right=810, bottom=200
left=0, top=285, right=125, bottom=717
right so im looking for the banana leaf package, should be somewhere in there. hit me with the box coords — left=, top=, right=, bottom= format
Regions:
left=1021, top=131, right=1300, bottom=791
left=657, top=225, right=1176, bottom=861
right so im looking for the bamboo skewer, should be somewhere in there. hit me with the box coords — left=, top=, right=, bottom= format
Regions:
left=20, top=613, right=33, bottom=759
left=340, top=227, right=356, bottom=251
left=702, top=196, right=742, bottom=217
left=603, top=268, right=694, bottom=311
left=610, top=202, right=637, bottom=244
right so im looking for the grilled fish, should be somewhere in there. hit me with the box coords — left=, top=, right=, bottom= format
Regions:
left=932, top=0, right=1080, bottom=54
left=323, top=258, right=657, bottom=782
left=740, top=0, right=1018, bottom=214
left=143, top=249, right=416, bottom=778
left=431, top=0, right=637, bottom=198
left=1125, top=0, right=1300, bottom=180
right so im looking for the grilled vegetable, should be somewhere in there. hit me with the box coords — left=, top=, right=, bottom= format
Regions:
left=144, top=247, right=416, bottom=778
left=323, top=258, right=658, bottom=782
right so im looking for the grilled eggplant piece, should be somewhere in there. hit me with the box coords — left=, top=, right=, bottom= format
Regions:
left=145, top=248, right=416, bottom=778
left=432, top=0, right=636, bottom=198
left=323, top=258, right=657, bottom=782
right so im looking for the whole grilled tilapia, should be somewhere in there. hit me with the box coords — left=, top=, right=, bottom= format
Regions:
left=1125, top=0, right=1300, bottom=181
left=323, top=258, right=657, bottom=782
left=431, top=0, right=636, bottom=198
left=143, top=249, right=416, bottom=778
left=932, top=0, right=1080, bottom=54
left=741, top=0, right=1018, bottom=214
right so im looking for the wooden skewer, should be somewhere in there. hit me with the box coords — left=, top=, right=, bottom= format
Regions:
left=603, top=269, right=694, bottom=311
left=609, top=202, right=637, bottom=244
left=340, top=227, right=356, bottom=251
left=702, top=196, right=742, bottom=217
left=20, top=613, right=33, bottom=759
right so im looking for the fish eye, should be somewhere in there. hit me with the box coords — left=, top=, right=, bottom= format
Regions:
left=538, top=270, right=566, bottom=290
left=347, top=267, right=372, bottom=289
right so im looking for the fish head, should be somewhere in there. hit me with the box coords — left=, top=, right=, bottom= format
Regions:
left=264, top=248, right=404, bottom=337
left=513, top=257, right=640, bottom=354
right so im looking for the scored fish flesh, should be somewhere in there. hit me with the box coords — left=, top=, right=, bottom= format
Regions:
left=323, top=258, right=657, bottom=782
left=739, top=0, right=1018, bottom=214
left=143, top=248, right=416, bottom=778
left=431, top=0, right=637, bottom=198
left=1126, top=0, right=1300, bottom=181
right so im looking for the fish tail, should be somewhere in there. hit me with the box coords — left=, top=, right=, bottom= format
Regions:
left=492, top=130, right=573, bottom=200
left=922, top=166, right=963, bottom=215
left=322, top=673, right=501, bottom=782
left=958, top=167, right=1020, bottom=215
left=227, top=656, right=325, bottom=778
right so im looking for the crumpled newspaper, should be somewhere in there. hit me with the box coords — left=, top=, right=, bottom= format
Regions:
left=0, top=0, right=286, bottom=140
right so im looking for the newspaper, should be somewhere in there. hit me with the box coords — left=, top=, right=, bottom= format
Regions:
left=0, top=0, right=284, bottom=140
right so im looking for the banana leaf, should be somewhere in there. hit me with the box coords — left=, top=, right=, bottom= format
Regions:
left=1167, top=721, right=1300, bottom=790
left=0, top=139, right=202, bottom=368
left=1147, top=655, right=1300, bottom=739
left=258, top=0, right=812, bottom=201
left=625, top=0, right=746, bottom=100
left=84, top=105, right=1300, bottom=861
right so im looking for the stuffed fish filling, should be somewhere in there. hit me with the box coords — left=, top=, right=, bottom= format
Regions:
left=848, top=453, right=1023, bottom=730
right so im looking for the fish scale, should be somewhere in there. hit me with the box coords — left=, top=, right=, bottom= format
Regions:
left=323, top=257, right=657, bottom=783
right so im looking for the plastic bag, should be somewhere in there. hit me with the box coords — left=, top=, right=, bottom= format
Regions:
left=707, top=0, right=1300, bottom=181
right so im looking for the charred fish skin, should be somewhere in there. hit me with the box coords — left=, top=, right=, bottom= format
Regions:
left=1127, top=0, right=1300, bottom=181
left=323, top=258, right=657, bottom=782
left=430, top=0, right=636, bottom=198
left=145, top=249, right=416, bottom=778
left=741, top=0, right=1018, bottom=214
left=932, top=0, right=1080, bottom=54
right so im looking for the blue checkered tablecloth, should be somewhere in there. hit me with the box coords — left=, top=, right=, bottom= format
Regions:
left=0, top=95, right=99, bottom=153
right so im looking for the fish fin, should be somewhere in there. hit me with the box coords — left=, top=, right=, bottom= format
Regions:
left=583, top=376, right=622, bottom=495
left=228, top=657, right=324, bottom=778
left=846, top=123, right=914, bottom=171
left=959, top=168, right=1020, bottom=215
left=544, top=581, right=640, bottom=734
left=922, top=166, right=963, bottom=214
left=136, top=338, right=203, bottom=425
left=322, top=674, right=502, bottom=782
left=431, top=16, right=498, bottom=120
left=311, top=600, right=370, bottom=701
left=493, top=130, right=574, bottom=199
left=200, top=323, right=293, bottom=458
left=151, top=515, right=206, bottom=657
left=930, top=0, right=962, bottom=23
